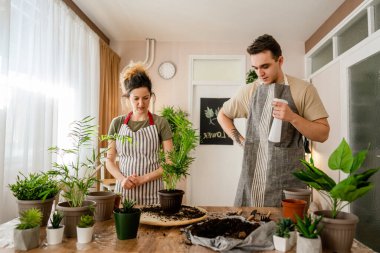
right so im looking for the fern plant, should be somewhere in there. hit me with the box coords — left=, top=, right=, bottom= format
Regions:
left=160, top=107, right=198, bottom=191
left=17, top=208, right=42, bottom=230
left=295, top=214, right=322, bottom=239
left=77, top=214, right=94, bottom=228
left=9, top=172, right=59, bottom=201
left=50, top=211, right=64, bottom=229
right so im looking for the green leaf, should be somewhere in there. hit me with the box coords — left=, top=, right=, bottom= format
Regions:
left=351, top=149, right=368, bottom=173
left=328, top=138, right=353, bottom=173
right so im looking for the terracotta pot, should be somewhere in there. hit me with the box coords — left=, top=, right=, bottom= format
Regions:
left=282, top=199, right=307, bottom=222
left=158, top=189, right=184, bottom=214
left=86, top=191, right=116, bottom=221
left=283, top=188, right=312, bottom=209
left=314, top=210, right=359, bottom=253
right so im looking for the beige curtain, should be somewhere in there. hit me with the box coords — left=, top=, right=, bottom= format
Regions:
left=99, top=39, right=121, bottom=145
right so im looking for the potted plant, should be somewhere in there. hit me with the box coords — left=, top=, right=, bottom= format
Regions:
left=14, top=208, right=42, bottom=251
left=76, top=214, right=95, bottom=243
left=85, top=191, right=116, bottom=221
left=246, top=69, right=258, bottom=84
left=9, top=172, right=59, bottom=227
left=295, top=214, right=322, bottom=253
left=159, top=107, right=198, bottom=213
left=47, top=116, right=100, bottom=237
left=293, top=138, right=380, bottom=252
left=113, top=198, right=141, bottom=240
left=273, top=218, right=295, bottom=252
left=46, top=211, right=64, bottom=245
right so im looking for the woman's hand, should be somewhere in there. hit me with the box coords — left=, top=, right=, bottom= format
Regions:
left=121, top=176, right=136, bottom=189
left=128, top=173, right=149, bottom=187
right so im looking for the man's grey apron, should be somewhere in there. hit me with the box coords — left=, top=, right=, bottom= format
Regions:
left=115, top=111, right=162, bottom=205
left=235, top=80, right=306, bottom=207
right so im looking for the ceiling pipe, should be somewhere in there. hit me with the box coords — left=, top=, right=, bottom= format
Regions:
left=142, top=38, right=151, bottom=66
left=145, top=38, right=155, bottom=70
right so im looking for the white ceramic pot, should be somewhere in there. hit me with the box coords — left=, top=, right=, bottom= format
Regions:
left=76, top=226, right=94, bottom=244
left=46, top=225, right=65, bottom=245
left=296, top=234, right=322, bottom=253
left=273, top=234, right=291, bottom=252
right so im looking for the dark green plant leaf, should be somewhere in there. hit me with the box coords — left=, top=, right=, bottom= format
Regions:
left=351, top=149, right=368, bottom=173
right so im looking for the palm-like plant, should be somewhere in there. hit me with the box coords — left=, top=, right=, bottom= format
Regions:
left=293, top=138, right=380, bottom=218
left=48, top=116, right=131, bottom=207
left=160, top=107, right=198, bottom=191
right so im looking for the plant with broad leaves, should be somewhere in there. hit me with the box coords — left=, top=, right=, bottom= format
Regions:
left=293, top=138, right=380, bottom=218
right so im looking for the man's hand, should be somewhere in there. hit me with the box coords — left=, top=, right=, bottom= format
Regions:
left=272, top=100, right=295, bottom=122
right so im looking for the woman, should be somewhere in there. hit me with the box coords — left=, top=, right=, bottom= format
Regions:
left=106, top=62, right=173, bottom=205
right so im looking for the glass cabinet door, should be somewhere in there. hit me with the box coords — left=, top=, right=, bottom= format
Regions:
left=349, top=51, right=380, bottom=251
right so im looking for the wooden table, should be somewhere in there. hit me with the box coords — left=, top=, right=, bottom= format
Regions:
left=0, top=206, right=374, bottom=253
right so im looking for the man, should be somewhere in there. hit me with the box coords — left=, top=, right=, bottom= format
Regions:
left=217, top=34, right=329, bottom=207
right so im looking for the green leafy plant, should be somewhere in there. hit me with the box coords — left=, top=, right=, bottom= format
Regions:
left=275, top=218, right=295, bottom=238
left=295, top=214, right=322, bottom=239
left=160, top=107, right=199, bottom=191
left=77, top=214, right=94, bottom=228
left=17, top=208, right=42, bottom=230
left=246, top=69, right=258, bottom=84
left=48, top=116, right=131, bottom=208
left=9, top=172, right=59, bottom=201
left=293, top=138, right=380, bottom=218
left=118, top=198, right=138, bottom=214
left=50, top=211, right=64, bottom=229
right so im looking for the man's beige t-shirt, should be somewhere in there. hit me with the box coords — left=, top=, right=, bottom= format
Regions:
left=222, top=75, right=329, bottom=121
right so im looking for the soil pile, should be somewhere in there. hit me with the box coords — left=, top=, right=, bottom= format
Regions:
left=189, top=218, right=260, bottom=239
left=141, top=205, right=206, bottom=221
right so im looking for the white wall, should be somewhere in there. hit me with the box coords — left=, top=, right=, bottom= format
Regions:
left=310, top=61, right=341, bottom=209
left=110, top=38, right=306, bottom=205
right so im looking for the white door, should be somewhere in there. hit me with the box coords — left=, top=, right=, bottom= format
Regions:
left=188, top=55, right=246, bottom=206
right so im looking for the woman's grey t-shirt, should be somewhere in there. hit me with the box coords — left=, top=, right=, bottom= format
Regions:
left=108, top=114, right=173, bottom=142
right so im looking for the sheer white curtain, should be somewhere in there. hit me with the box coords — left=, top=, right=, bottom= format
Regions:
left=0, top=0, right=100, bottom=223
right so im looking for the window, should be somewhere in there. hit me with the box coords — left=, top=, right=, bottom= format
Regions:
left=311, top=40, right=333, bottom=73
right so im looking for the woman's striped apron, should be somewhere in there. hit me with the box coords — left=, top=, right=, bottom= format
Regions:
left=115, top=111, right=162, bottom=205
left=234, top=76, right=306, bottom=207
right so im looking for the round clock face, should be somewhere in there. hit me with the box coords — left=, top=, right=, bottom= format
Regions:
left=158, top=61, right=176, bottom=80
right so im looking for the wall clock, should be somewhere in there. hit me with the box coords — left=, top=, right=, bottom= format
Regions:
left=158, top=61, right=176, bottom=80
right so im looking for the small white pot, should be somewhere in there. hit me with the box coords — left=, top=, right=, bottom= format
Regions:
left=273, top=234, right=291, bottom=252
left=296, top=234, right=322, bottom=253
left=46, top=225, right=64, bottom=245
left=76, top=226, right=94, bottom=244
